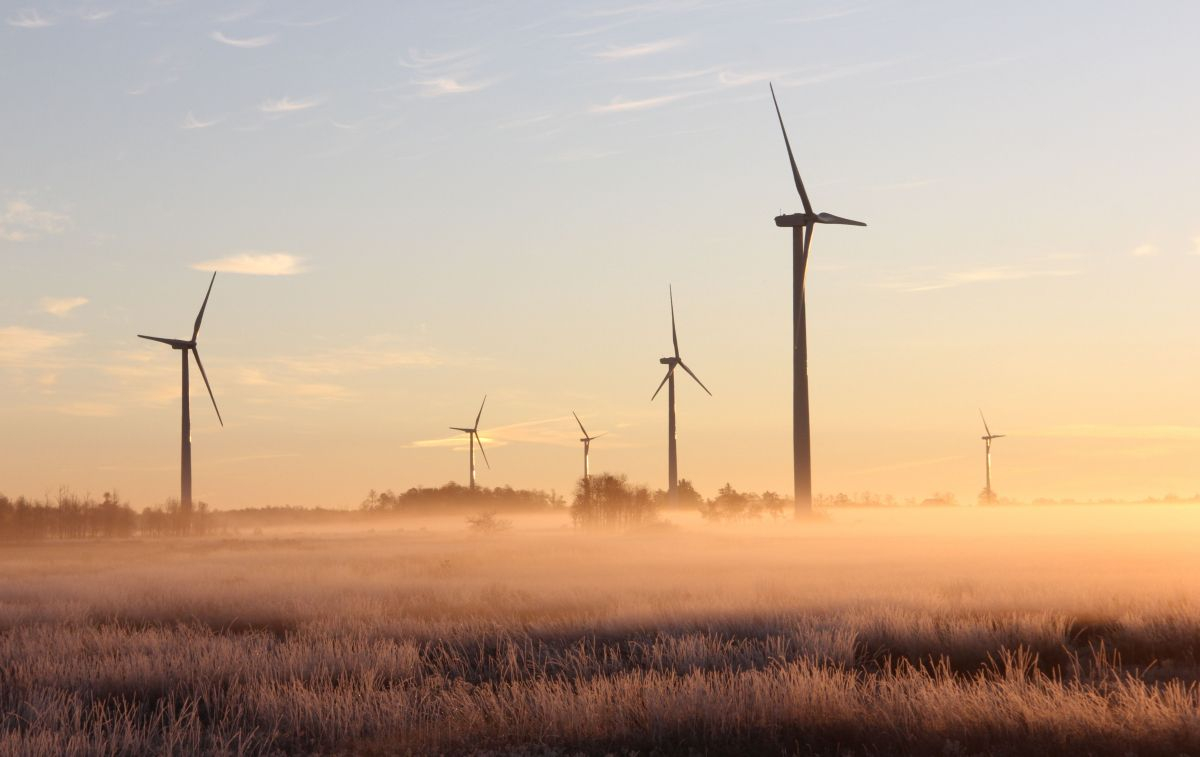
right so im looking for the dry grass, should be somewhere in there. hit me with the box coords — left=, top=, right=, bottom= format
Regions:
left=2, top=506, right=1200, bottom=755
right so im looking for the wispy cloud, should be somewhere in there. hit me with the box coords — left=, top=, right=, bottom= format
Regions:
left=1192, top=236, right=1200, bottom=256
left=0, top=326, right=79, bottom=364
left=182, top=111, right=221, bottom=130
left=39, top=297, right=88, bottom=317
left=497, top=113, right=554, bottom=130
left=1131, top=243, right=1158, bottom=257
left=1028, top=425, right=1200, bottom=442
left=416, top=77, right=490, bottom=97
left=398, top=48, right=477, bottom=70
left=0, top=199, right=70, bottom=242
left=411, top=416, right=580, bottom=450
left=778, top=60, right=898, bottom=88
left=210, top=30, right=276, bottom=48
left=235, top=368, right=350, bottom=401
left=882, top=263, right=1079, bottom=293
left=259, top=96, right=323, bottom=114
left=192, top=252, right=307, bottom=276
left=6, top=9, right=54, bottom=28
left=590, top=92, right=688, bottom=114
left=79, top=8, right=114, bottom=22
left=594, top=38, right=683, bottom=60
left=637, top=66, right=722, bottom=82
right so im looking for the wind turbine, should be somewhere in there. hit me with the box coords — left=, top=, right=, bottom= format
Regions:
left=980, top=410, right=1005, bottom=504
left=769, top=82, right=866, bottom=517
left=450, top=396, right=489, bottom=490
left=572, top=411, right=604, bottom=493
left=137, top=272, right=223, bottom=528
left=651, top=286, right=711, bottom=504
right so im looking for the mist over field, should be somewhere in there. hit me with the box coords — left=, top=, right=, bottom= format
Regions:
left=3, top=505, right=1200, bottom=755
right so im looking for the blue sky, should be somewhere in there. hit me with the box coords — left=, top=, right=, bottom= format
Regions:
left=2, top=0, right=1199, bottom=508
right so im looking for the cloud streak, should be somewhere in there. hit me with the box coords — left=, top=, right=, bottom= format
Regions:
left=882, top=264, right=1079, bottom=293
left=411, top=416, right=581, bottom=450
left=1131, top=243, right=1158, bottom=257
left=0, top=326, right=79, bottom=364
left=594, top=38, right=683, bottom=60
left=182, top=111, right=220, bottom=130
left=1028, top=425, right=1200, bottom=442
left=210, top=31, right=276, bottom=48
left=590, top=93, right=688, bottom=113
left=416, top=77, right=490, bottom=97
left=39, top=297, right=88, bottom=316
left=260, top=96, right=322, bottom=114
left=0, top=199, right=70, bottom=242
left=6, top=9, right=54, bottom=28
left=192, top=252, right=307, bottom=276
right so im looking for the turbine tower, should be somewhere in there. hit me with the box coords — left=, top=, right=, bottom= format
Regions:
left=651, top=286, right=711, bottom=504
left=450, top=395, right=489, bottom=490
left=980, top=410, right=1005, bottom=504
left=137, top=272, right=223, bottom=529
left=769, top=82, right=866, bottom=517
left=572, top=411, right=604, bottom=495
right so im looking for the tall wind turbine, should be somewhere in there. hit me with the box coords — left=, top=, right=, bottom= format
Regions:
left=450, top=395, right=489, bottom=490
left=651, top=286, right=711, bottom=504
left=572, top=411, right=604, bottom=493
left=769, top=82, right=866, bottom=517
left=980, top=410, right=1005, bottom=503
left=137, top=272, right=223, bottom=527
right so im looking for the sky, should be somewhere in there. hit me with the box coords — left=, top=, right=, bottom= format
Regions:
left=2, top=0, right=1199, bottom=509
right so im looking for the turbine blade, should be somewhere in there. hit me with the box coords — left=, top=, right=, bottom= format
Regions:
left=190, top=347, right=223, bottom=427
left=590, top=432, right=607, bottom=440
left=137, top=335, right=183, bottom=347
left=474, top=394, right=487, bottom=431
left=816, top=212, right=867, bottom=227
left=450, top=427, right=473, bottom=433
left=474, top=431, right=490, bottom=469
left=980, top=410, right=991, bottom=437
left=572, top=410, right=588, bottom=437
left=678, top=360, right=712, bottom=396
left=670, top=285, right=679, bottom=359
left=993, top=434, right=1006, bottom=439
left=192, top=272, right=216, bottom=342
left=651, top=366, right=674, bottom=401
left=769, top=82, right=813, bottom=216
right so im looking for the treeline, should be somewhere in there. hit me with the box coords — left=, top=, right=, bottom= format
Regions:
left=0, top=491, right=211, bottom=540
left=570, top=475, right=790, bottom=529
left=361, top=483, right=566, bottom=515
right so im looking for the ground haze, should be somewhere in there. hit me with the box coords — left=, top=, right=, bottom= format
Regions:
left=2, top=505, right=1199, bottom=755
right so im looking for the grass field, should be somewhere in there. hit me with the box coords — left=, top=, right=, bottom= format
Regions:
left=2, top=506, right=1200, bottom=755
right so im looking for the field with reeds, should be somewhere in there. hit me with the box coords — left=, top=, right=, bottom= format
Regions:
left=2, top=506, right=1200, bottom=756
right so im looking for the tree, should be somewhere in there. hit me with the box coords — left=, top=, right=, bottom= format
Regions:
left=571, top=473, right=657, bottom=530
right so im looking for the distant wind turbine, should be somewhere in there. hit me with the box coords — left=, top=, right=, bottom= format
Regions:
left=572, top=411, right=604, bottom=494
left=980, top=410, right=1005, bottom=503
left=651, top=286, right=711, bottom=504
left=137, top=272, right=223, bottom=528
left=450, top=395, right=489, bottom=490
left=769, top=82, right=866, bottom=517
